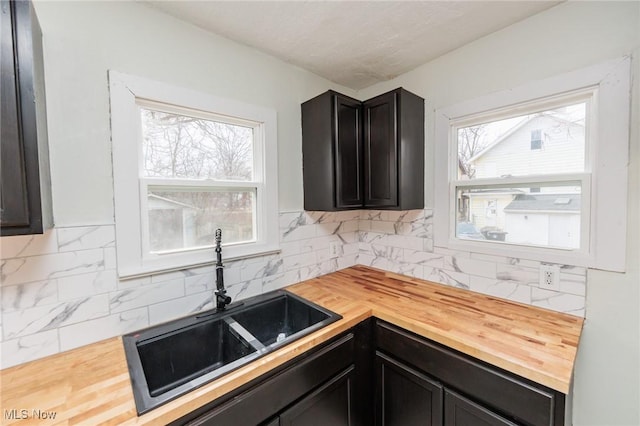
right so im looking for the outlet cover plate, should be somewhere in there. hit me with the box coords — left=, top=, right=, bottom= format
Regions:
left=539, top=264, right=561, bottom=291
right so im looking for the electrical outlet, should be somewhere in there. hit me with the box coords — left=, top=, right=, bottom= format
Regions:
left=328, top=242, right=341, bottom=259
left=539, top=264, right=560, bottom=291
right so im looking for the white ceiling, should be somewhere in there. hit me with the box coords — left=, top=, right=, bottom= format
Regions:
left=145, top=1, right=562, bottom=90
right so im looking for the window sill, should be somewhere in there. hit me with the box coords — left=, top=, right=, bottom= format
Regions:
left=118, top=245, right=281, bottom=281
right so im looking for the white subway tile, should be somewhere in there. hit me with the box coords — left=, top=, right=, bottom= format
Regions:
left=1, top=330, right=60, bottom=369
left=185, top=272, right=215, bottom=295
left=1, top=280, right=58, bottom=312
left=149, top=293, right=212, bottom=324
left=424, top=268, right=470, bottom=289
left=469, top=276, right=532, bottom=304
left=227, top=279, right=263, bottom=302
left=444, top=257, right=497, bottom=279
left=3, top=294, right=110, bottom=339
left=384, top=235, right=423, bottom=251
left=110, top=279, right=184, bottom=313
left=281, top=224, right=317, bottom=242
left=0, top=230, right=58, bottom=259
left=239, top=258, right=284, bottom=281
left=403, top=250, right=444, bottom=268
left=59, top=308, right=148, bottom=352
left=559, top=273, right=587, bottom=296
left=57, top=225, right=115, bottom=252
left=117, top=275, right=151, bottom=290
left=1, top=249, right=105, bottom=287
left=532, top=288, right=585, bottom=317
left=496, top=264, right=538, bottom=286
left=58, top=270, right=117, bottom=300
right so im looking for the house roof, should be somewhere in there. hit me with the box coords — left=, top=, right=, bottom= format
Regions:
left=504, top=193, right=581, bottom=212
left=467, top=113, right=584, bottom=164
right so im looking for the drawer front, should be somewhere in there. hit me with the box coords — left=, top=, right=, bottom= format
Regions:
left=376, top=321, right=563, bottom=426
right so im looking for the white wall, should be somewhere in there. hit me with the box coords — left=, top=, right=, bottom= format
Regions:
left=33, top=0, right=355, bottom=226
left=358, top=2, right=640, bottom=424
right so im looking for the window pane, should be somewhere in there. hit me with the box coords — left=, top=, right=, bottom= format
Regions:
left=141, top=108, right=254, bottom=181
left=456, top=185, right=581, bottom=249
left=147, top=189, right=255, bottom=253
left=457, top=102, right=586, bottom=179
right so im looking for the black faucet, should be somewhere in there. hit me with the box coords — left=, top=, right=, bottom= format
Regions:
left=214, top=229, right=232, bottom=311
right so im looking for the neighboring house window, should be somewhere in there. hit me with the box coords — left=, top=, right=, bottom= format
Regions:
left=109, top=72, right=279, bottom=278
left=434, top=58, right=630, bottom=271
left=530, top=129, right=543, bottom=150
left=486, top=199, right=497, bottom=218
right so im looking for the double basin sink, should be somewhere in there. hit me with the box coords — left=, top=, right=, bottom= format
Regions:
left=123, top=290, right=341, bottom=414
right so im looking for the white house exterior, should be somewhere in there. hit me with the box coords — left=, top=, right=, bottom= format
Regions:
left=464, top=113, right=584, bottom=248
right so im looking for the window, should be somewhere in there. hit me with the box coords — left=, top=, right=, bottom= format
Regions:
left=109, top=72, right=279, bottom=278
left=435, top=57, right=630, bottom=271
left=530, top=129, right=543, bottom=150
left=454, top=96, right=588, bottom=251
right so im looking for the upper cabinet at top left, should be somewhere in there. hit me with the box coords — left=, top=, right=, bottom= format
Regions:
left=1, top=0, right=52, bottom=236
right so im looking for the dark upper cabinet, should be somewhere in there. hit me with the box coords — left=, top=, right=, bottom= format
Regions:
left=302, top=91, right=363, bottom=211
left=302, top=88, right=424, bottom=211
left=363, top=88, right=424, bottom=210
left=1, top=0, right=52, bottom=236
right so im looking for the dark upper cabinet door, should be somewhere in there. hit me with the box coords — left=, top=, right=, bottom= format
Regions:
left=444, top=390, right=518, bottom=426
left=1, top=0, right=52, bottom=236
left=363, top=91, right=397, bottom=208
left=335, top=95, right=363, bottom=209
left=363, top=88, right=424, bottom=210
left=302, top=91, right=363, bottom=211
left=279, top=367, right=354, bottom=426
left=375, top=352, right=443, bottom=426
left=1, top=0, right=30, bottom=228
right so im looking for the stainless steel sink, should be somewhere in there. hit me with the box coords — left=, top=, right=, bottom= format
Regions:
left=123, top=290, right=341, bottom=414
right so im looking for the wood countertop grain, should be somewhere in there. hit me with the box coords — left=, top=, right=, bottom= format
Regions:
left=0, top=265, right=583, bottom=425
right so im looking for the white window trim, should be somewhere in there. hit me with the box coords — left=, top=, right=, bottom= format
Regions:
left=434, top=57, right=630, bottom=272
left=109, top=71, right=279, bottom=279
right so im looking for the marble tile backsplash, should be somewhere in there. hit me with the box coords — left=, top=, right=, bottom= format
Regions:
left=0, top=208, right=586, bottom=368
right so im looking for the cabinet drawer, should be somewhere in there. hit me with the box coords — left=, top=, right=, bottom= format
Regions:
left=376, top=321, right=564, bottom=426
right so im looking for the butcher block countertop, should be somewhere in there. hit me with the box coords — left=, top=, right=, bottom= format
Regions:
left=0, top=265, right=584, bottom=425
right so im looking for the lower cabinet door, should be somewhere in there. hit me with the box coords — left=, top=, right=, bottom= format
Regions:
left=444, top=390, right=518, bottom=426
left=375, top=352, right=443, bottom=426
left=279, top=366, right=354, bottom=426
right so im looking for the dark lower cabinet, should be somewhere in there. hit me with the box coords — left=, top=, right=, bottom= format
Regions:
left=279, top=367, right=354, bottom=426
left=375, top=320, right=566, bottom=426
left=445, top=390, right=517, bottom=426
left=375, top=352, right=443, bottom=426
left=173, top=319, right=373, bottom=426
left=173, top=318, right=566, bottom=426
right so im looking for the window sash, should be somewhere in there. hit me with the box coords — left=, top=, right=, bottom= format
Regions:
left=450, top=175, right=590, bottom=253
